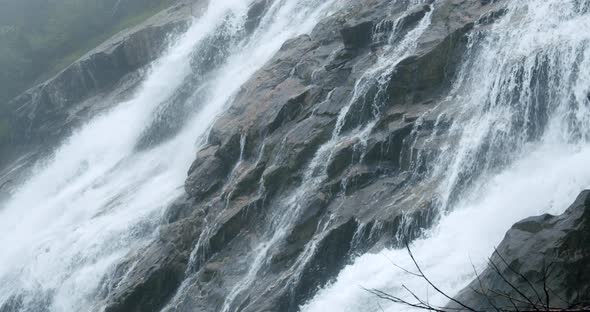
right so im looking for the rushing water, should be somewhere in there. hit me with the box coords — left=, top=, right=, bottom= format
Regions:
left=303, top=0, right=590, bottom=311
left=2, top=0, right=589, bottom=311
left=0, top=0, right=341, bottom=310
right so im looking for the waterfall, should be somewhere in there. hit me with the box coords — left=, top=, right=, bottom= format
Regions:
left=302, top=0, right=590, bottom=311
left=2, top=0, right=590, bottom=311
left=0, top=0, right=340, bottom=311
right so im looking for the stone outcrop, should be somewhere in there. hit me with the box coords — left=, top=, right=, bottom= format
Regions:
left=451, top=190, right=590, bottom=311
left=3, top=0, right=537, bottom=311
left=100, top=0, right=509, bottom=311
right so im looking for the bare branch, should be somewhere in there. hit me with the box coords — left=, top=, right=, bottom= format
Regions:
left=365, top=242, right=590, bottom=312
left=541, top=262, right=555, bottom=309
left=405, top=242, right=481, bottom=312
left=469, top=256, right=503, bottom=312
left=487, top=257, right=540, bottom=311
left=493, top=249, right=545, bottom=309
left=382, top=252, right=422, bottom=277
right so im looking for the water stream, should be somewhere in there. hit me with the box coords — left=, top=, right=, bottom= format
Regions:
left=302, top=1, right=590, bottom=311
left=1, top=0, right=589, bottom=311
left=0, top=0, right=341, bottom=310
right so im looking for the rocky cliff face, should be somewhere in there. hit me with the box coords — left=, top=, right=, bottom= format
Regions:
left=452, top=190, right=590, bottom=310
left=2, top=0, right=589, bottom=311
left=98, top=1, right=509, bottom=311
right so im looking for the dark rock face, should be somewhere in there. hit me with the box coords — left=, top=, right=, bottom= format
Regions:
left=99, top=1, right=510, bottom=311
left=452, top=191, right=590, bottom=310
left=341, top=21, right=375, bottom=50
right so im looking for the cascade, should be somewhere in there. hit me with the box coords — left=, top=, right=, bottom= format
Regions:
left=2, top=0, right=590, bottom=311
left=0, top=0, right=340, bottom=310
left=303, top=0, right=590, bottom=311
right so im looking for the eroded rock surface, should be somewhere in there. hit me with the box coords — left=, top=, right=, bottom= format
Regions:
left=99, top=0, right=509, bottom=311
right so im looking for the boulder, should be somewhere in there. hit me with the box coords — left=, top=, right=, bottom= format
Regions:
left=452, top=191, right=590, bottom=310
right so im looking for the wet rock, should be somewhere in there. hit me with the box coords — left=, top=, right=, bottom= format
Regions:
left=201, top=261, right=223, bottom=283
left=372, top=3, right=433, bottom=46
left=279, top=218, right=359, bottom=311
left=271, top=192, right=331, bottom=269
left=387, top=22, right=473, bottom=105
left=326, top=137, right=361, bottom=179
left=452, top=190, right=590, bottom=310
left=399, top=4, right=433, bottom=30
left=270, top=115, right=335, bottom=175
left=103, top=0, right=511, bottom=311
left=313, top=87, right=353, bottom=116
left=363, top=123, right=414, bottom=166
left=261, top=164, right=291, bottom=196
left=267, top=88, right=313, bottom=134
left=163, top=195, right=194, bottom=224
left=185, top=145, right=227, bottom=199
left=384, top=0, right=507, bottom=106
left=341, top=21, right=374, bottom=50
left=102, top=201, right=204, bottom=312
left=323, top=164, right=378, bottom=196
left=228, top=162, right=267, bottom=200
left=103, top=242, right=191, bottom=312
left=478, top=7, right=508, bottom=25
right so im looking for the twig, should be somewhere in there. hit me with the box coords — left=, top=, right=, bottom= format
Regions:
left=541, top=262, right=555, bottom=309
left=470, top=255, right=503, bottom=312
left=493, top=249, right=545, bottom=309
left=383, top=252, right=422, bottom=277
left=487, top=257, right=541, bottom=311
left=405, top=243, right=480, bottom=312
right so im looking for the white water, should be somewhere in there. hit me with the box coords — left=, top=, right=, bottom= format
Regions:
left=164, top=0, right=346, bottom=310
left=3, top=0, right=590, bottom=311
left=0, top=0, right=342, bottom=310
left=303, top=1, right=590, bottom=311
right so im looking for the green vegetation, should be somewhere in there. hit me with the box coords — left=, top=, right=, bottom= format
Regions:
left=0, top=0, right=176, bottom=105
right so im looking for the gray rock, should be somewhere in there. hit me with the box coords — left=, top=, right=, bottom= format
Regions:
left=341, top=21, right=374, bottom=50
left=100, top=0, right=513, bottom=311
left=451, top=190, right=590, bottom=311
left=245, top=0, right=271, bottom=34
